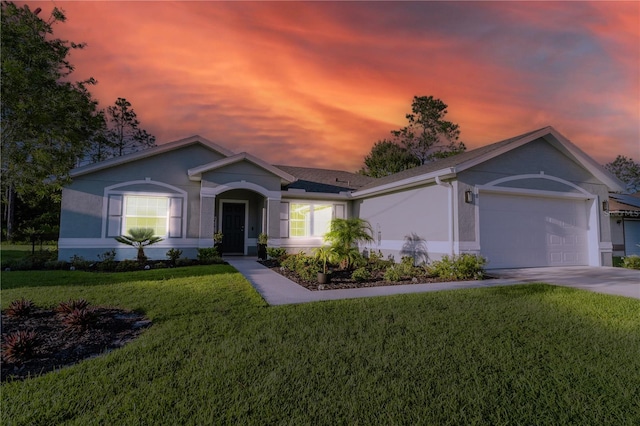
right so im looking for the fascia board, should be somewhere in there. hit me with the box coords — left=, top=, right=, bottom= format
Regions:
left=351, top=170, right=456, bottom=198
left=281, top=191, right=351, bottom=201
left=70, top=135, right=234, bottom=178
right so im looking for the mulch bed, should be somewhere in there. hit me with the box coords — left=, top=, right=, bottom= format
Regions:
left=1, top=307, right=151, bottom=382
left=259, top=260, right=463, bottom=291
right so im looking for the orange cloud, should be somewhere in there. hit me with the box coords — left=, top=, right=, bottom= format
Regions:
left=19, top=1, right=640, bottom=171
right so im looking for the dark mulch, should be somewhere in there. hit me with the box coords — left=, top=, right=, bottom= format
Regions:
left=1, top=307, right=151, bottom=382
left=258, top=260, right=460, bottom=291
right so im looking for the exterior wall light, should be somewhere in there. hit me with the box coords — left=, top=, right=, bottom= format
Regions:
left=602, top=200, right=609, bottom=212
left=464, top=190, right=473, bottom=204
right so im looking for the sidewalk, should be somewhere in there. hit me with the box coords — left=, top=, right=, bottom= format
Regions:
left=224, top=257, right=527, bottom=305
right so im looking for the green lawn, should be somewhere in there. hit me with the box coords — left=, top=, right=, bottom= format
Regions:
left=2, top=266, right=639, bottom=425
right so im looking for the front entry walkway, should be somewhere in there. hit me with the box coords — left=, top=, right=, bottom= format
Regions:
left=226, top=258, right=640, bottom=305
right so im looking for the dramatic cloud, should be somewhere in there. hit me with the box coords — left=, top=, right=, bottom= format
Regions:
left=20, top=1, right=640, bottom=171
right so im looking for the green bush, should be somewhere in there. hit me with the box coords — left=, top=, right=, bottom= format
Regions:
left=351, top=267, right=372, bottom=282
left=428, top=254, right=486, bottom=281
left=175, top=258, right=195, bottom=267
left=197, top=247, right=222, bottom=264
left=97, top=249, right=117, bottom=271
left=166, top=248, right=183, bottom=265
left=115, top=259, right=141, bottom=272
left=383, top=265, right=402, bottom=282
left=266, top=247, right=288, bottom=262
left=281, top=252, right=320, bottom=281
left=70, top=255, right=91, bottom=271
left=621, top=255, right=640, bottom=270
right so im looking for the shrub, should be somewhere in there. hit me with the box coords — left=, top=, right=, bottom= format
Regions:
left=56, top=299, right=90, bottom=315
left=197, top=247, right=222, bottom=264
left=622, top=255, right=640, bottom=270
left=26, top=249, right=58, bottom=269
left=97, top=249, right=117, bottom=271
left=428, top=254, right=486, bottom=281
left=281, top=252, right=320, bottom=281
left=266, top=247, right=288, bottom=262
left=1, top=330, right=39, bottom=364
left=154, top=262, right=168, bottom=269
left=383, top=266, right=402, bottom=282
left=175, top=258, right=194, bottom=267
left=60, top=308, right=98, bottom=331
left=5, top=298, right=36, bottom=318
left=166, top=248, right=183, bottom=266
left=351, top=267, right=372, bottom=282
left=70, top=255, right=91, bottom=270
left=44, top=260, right=70, bottom=270
left=116, top=259, right=141, bottom=272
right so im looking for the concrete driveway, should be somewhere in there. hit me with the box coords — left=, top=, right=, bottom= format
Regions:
left=487, top=266, right=640, bottom=299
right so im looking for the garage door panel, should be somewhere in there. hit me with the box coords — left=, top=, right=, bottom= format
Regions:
left=479, top=193, right=589, bottom=268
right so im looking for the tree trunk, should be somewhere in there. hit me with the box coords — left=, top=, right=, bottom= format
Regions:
left=5, top=185, right=15, bottom=241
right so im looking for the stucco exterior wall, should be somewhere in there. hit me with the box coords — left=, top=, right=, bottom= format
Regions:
left=353, top=183, right=450, bottom=262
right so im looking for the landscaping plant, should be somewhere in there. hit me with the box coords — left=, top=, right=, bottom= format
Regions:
left=324, top=218, right=374, bottom=269
left=622, top=255, right=640, bottom=270
left=5, top=298, right=35, bottom=318
left=1, top=330, right=39, bottom=364
left=115, top=228, right=164, bottom=263
left=428, top=254, right=486, bottom=280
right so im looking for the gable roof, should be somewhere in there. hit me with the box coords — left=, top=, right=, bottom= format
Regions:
left=70, top=135, right=234, bottom=178
left=277, top=165, right=376, bottom=194
left=188, top=152, right=296, bottom=184
left=353, top=126, right=626, bottom=197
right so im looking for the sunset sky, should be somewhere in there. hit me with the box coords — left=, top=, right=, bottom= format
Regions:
left=20, top=1, right=640, bottom=171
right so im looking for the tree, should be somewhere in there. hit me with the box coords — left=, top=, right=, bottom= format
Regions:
left=359, top=139, right=421, bottom=177
left=107, top=97, right=156, bottom=157
left=1, top=2, right=103, bottom=240
left=115, top=228, right=164, bottom=263
left=391, top=95, right=466, bottom=165
left=605, top=155, right=640, bottom=193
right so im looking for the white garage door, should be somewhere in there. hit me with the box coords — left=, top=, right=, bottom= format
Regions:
left=479, top=192, right=589, bottom=268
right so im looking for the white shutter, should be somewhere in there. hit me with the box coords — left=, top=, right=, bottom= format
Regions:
left=107, top=195, right=123, bottom=237
left=334, top=204, right=345, bottom=219
left=280, top=202, right=289, bottom=238
left=168, top=197, right=183, bottom=238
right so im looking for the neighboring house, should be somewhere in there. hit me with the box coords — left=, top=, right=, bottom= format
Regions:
left=608, top=193, right=640, bottom=257
left=59, top=126, right=625, bottom=268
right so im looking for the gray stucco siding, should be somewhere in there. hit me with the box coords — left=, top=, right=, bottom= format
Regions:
left=462, top=138, right=599, bottom=187
left=201, top=162, right=282, bottom=191
left=354, top=184, right=450, bottom=260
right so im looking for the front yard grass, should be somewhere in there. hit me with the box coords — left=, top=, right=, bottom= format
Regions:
left=2, top=266, right=639, bottom=425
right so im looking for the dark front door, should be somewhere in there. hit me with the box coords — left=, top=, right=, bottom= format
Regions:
left=222, top=203, right=245, bottom=254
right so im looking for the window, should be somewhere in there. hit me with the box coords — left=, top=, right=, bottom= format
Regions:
left=280, top=202, right=345, bottom=238
left=124, top=196, right=169, bottom=236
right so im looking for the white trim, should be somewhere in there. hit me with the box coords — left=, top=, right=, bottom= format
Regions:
left=282, top=191, right=352, bottom=201
left=188, top=152, right=296, bottom=183
left=201, top=181, right=281, bottom=199
left=219, top=199, right=249, bottom=255
left=480, top=173, right=593, bottom=197
left=71, top=135, right=234, bottom=177
left=59, top=238, right=200, bottom=249
left=352, top=170, right=456, bottom=199
left=280, top=199, right=348, bottom=240
left=102, top=180, right=188, bottom=239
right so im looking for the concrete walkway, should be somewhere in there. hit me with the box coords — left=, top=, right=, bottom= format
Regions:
left=225, top=258, right=640, bottom=305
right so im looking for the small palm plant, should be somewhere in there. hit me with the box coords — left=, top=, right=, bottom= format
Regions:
left=313, top=245, right=336, bottom=275
left=115, top=228, right=163, bottom=263
left=324, top=218, right=374, bottom=270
